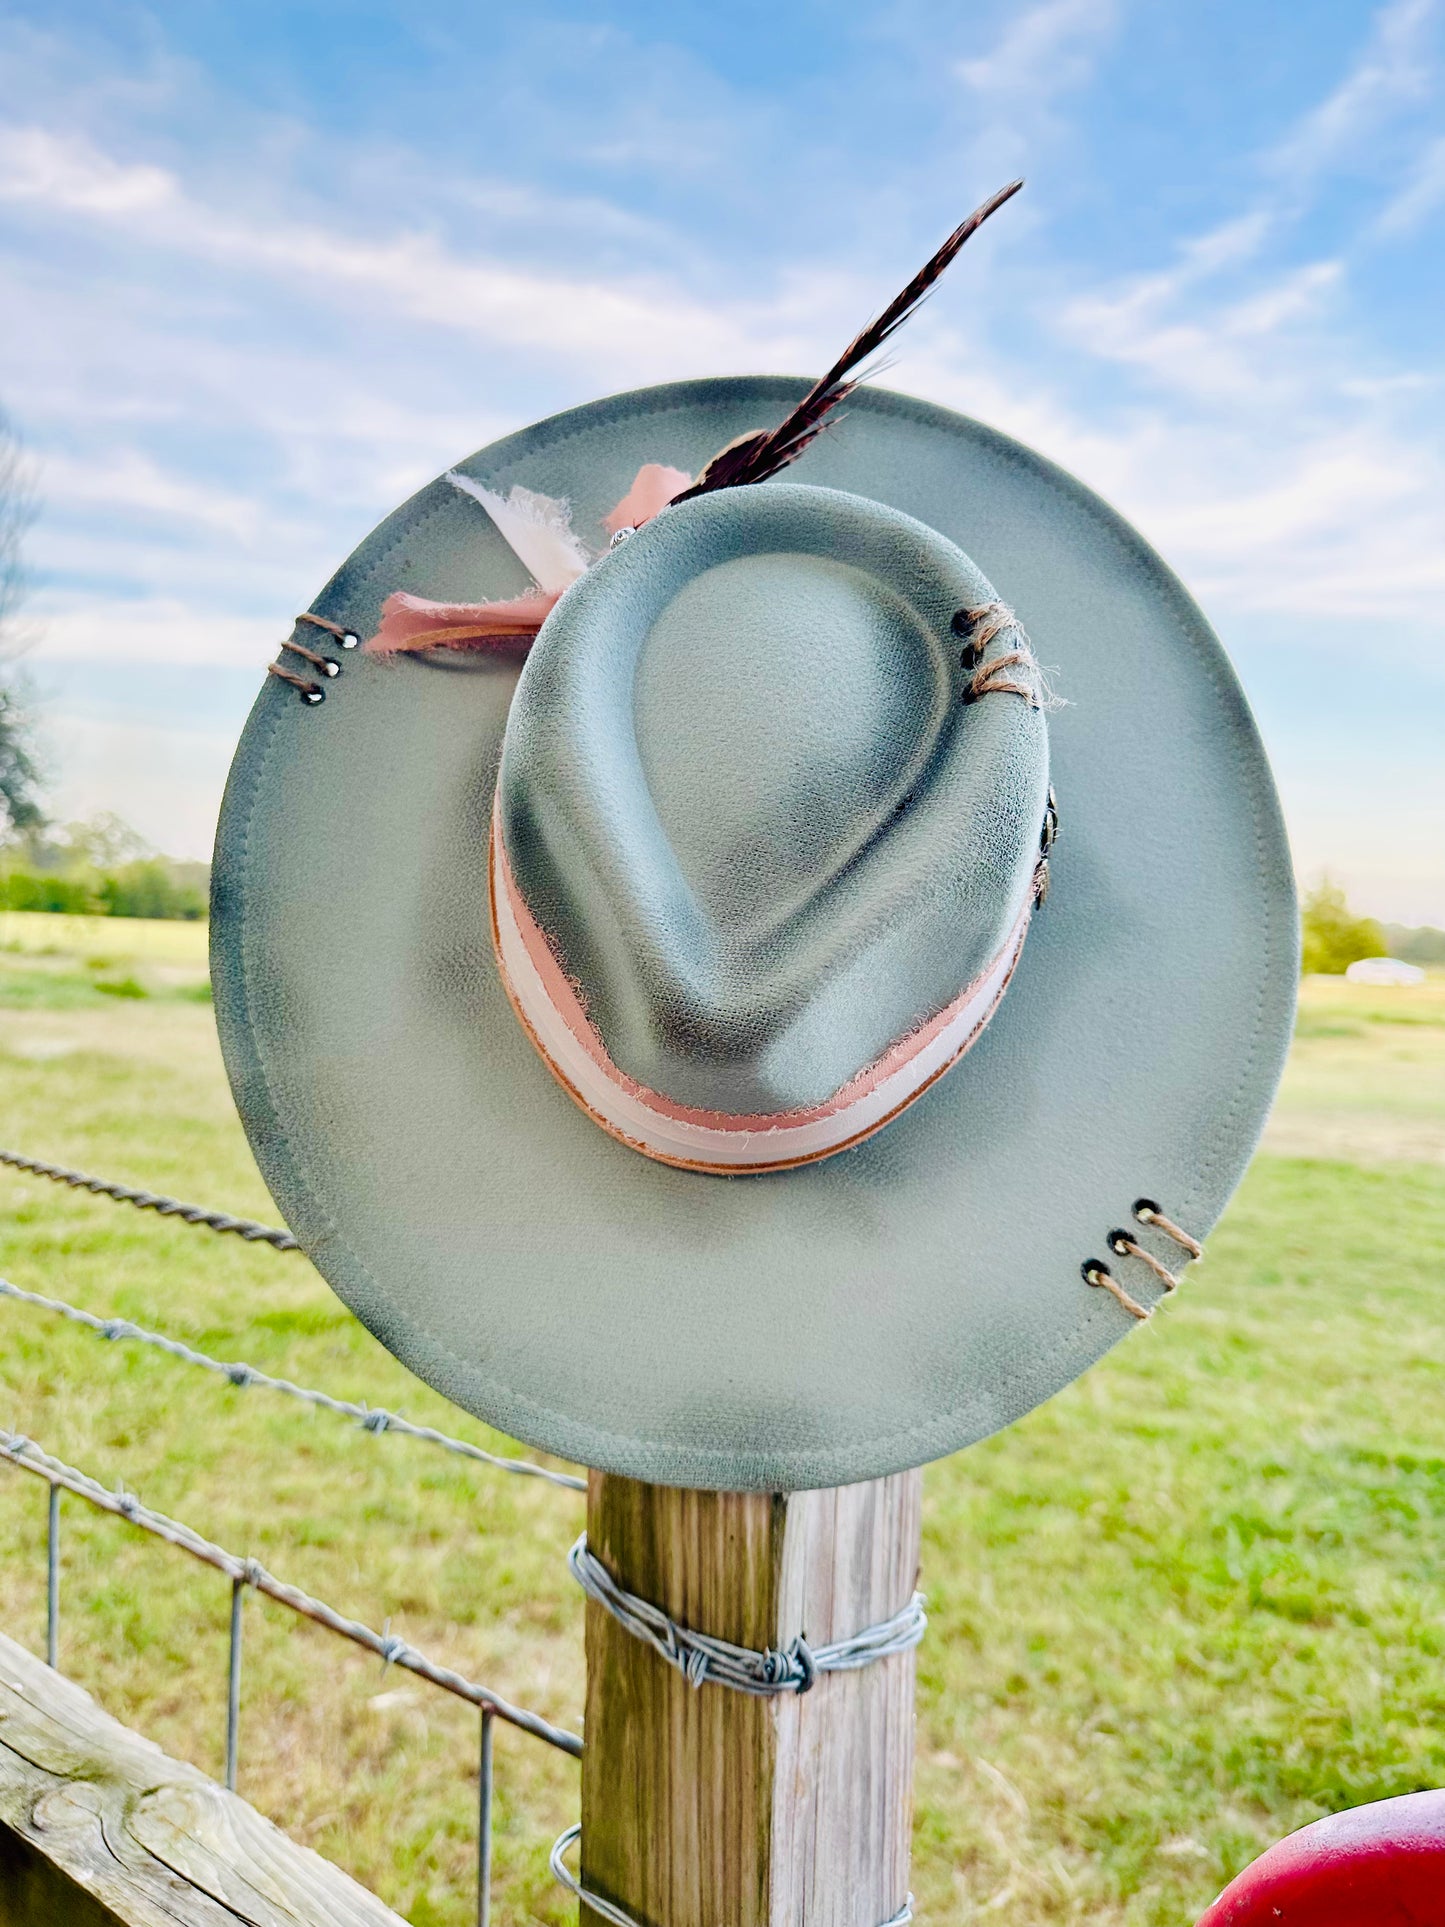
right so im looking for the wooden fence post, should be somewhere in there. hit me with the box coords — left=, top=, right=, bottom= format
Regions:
left=580, top=1469, right=923, bottom=1927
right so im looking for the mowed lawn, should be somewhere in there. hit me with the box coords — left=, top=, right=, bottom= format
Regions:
left=0, top=911, right=1441, bottom=1927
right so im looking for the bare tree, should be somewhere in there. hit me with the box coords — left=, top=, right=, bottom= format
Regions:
left=0, top=408, right=42, bottom=832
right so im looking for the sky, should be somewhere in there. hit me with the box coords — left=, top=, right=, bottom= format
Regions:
left=0, top=0, right=1442, bottom=922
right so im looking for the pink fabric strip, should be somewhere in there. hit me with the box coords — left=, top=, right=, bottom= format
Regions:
left=490, top=813, right=1030, bottom=1170
left=365, top=587, right=562, bottom=655
left=364, top=463, right=695, bottom=655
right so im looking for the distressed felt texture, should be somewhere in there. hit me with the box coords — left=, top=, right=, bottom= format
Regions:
left=498, top=482, right=1049, bottom=1116
left=211, top=378, right=1297, bottom=1491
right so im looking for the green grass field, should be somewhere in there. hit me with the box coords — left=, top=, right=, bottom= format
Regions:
left=0, top=911, right=1441, bottom=1926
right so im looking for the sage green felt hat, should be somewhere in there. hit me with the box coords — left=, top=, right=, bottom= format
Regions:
left=212, top=375, right=1297, bottom=1491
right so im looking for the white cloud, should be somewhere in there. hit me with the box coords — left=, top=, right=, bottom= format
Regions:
left=0, top=125, right=784, bottom=382
left=38, top=451, right=263, bottom=539
left=952, top=0, right=1117, bottom=170
left=1375, top=132, right=1445, bottom=233
left=32, top=592, right=277, bottom=668
left=1, top=16, right=1442, bottom=911
left=956, top=0, right=1116, bottom=105
left=1269, top=0, right=1439, bottom=189
left=1060, top=258, right=1345, bottom=403
left=0, top=121, right=174, bottom=215
left=1271, top=0, right=1441, bottom=191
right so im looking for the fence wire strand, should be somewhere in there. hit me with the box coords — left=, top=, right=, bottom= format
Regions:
left=0, top=1147, right=299, bottom=1248
left=0, top=1275, right=585, bottom=1492
left=0, top=1427, right=583, bottom=1757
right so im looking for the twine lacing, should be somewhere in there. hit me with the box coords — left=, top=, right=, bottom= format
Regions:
left=952, top=601, right=1059, bottom=710
left=267, top=612, right=359, bottom=703
left=1134, top=1198, right=1203, bottom=1260
left=1081, top=1259, right=1150, bottom=1320
left=550, top=1825, right=913, bottom=1927
left=1084, top=1198, right=1203, bottom=1319
left=568, top=1533, right=926, bottom=1697
left=1108, top=1232, right=1179, bottom=1292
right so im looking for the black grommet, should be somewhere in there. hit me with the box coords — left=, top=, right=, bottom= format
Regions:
left=1082, top=1259, right=1109, bottom=1285
left=1041, top=789, right=1059, bottom=851
left=1133, top=1198, right=1160, bottom=1222
left=1108, top=1230, right=1132, bottom=1255
left=959, top=642, right=981, bottom=670
left=961, top=684, right=978, bottom=706
left=302, top=686, right=325, bottom=706
left=950, top=607, right=974, bottom=638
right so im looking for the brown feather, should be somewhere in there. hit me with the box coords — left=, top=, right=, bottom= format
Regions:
left=672, top=178, right=1023, bottom=503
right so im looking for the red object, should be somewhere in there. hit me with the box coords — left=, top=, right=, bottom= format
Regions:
left=1196, top=1790, right=1445, bottom=1925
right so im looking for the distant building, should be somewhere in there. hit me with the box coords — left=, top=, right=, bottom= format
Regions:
left=1345, top=957, right=1426, bottom=986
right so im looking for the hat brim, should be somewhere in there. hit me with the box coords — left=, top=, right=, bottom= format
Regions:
left=212, top=378, right=1297, bottom=1491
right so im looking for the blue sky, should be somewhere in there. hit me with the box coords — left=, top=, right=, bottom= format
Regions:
left=1, top=0, right=1442, bottom=919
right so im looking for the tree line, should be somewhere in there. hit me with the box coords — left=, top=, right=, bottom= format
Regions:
left=0, top=409, right=207, bottom=920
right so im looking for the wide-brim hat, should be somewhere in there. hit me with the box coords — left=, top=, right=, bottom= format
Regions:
left=212, top=373, right=1296, bottom=1491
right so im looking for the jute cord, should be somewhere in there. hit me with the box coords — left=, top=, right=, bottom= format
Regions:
left=1134, top=1199, right=1203, bottom=1259
left=267, top=612, right=358, bottom=703
left=1082, top=1260, right=1150, bottom=1321
left=1085, top=1198, right=1203, bottom=1319
left=954, top=601, right=1060, bottom=711
left=1109, top=1233, right=1179, bottom=1292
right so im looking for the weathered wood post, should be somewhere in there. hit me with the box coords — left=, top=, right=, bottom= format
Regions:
left=580, top=1469, right=923, bottom=1927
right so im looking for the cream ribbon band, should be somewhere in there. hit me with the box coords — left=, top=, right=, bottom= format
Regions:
left=490, top=815, right=1030, bottom=1175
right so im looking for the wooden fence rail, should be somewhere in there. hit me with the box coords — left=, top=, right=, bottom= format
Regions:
left=0, top=1627, right=408, bottom=1927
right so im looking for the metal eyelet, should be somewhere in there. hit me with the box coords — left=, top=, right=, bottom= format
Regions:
left=1041, top=787, right=1059, bottom=853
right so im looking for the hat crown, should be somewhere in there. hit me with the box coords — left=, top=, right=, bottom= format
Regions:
left=493, top=482, right=1050, bottom=1166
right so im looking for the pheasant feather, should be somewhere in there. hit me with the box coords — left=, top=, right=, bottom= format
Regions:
left=673, top=178, right=1024, bottom=503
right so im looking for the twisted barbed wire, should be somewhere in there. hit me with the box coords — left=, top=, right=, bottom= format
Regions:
left=568, top=1533, right=926, bottom=1696
left=0, top=1427, right=582, bottom=1757
left=0, top=1147, right=298, bottom=1248
left=0, top=1275, right=585, bottom=1492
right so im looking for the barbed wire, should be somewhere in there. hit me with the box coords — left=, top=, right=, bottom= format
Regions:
left=0, top=1146, right=298, bottom=1248
left=569, top=1533, right=926, bottom=1694
left=0, top=1274, right=585, bottom=1492
left=0, top=1426, right=583, bottom=1757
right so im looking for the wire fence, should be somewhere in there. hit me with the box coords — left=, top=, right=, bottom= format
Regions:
left=0, top=1274, right=586, bottom=1491
left=0, top=1148, right=585, bottom=1925
left=0, top=1427, right=580, bottom=1926
left=0, top=1145, right=300, bottom=1247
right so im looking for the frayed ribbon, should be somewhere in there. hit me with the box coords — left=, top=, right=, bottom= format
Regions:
left=364, top=462, right=693, bottom=656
